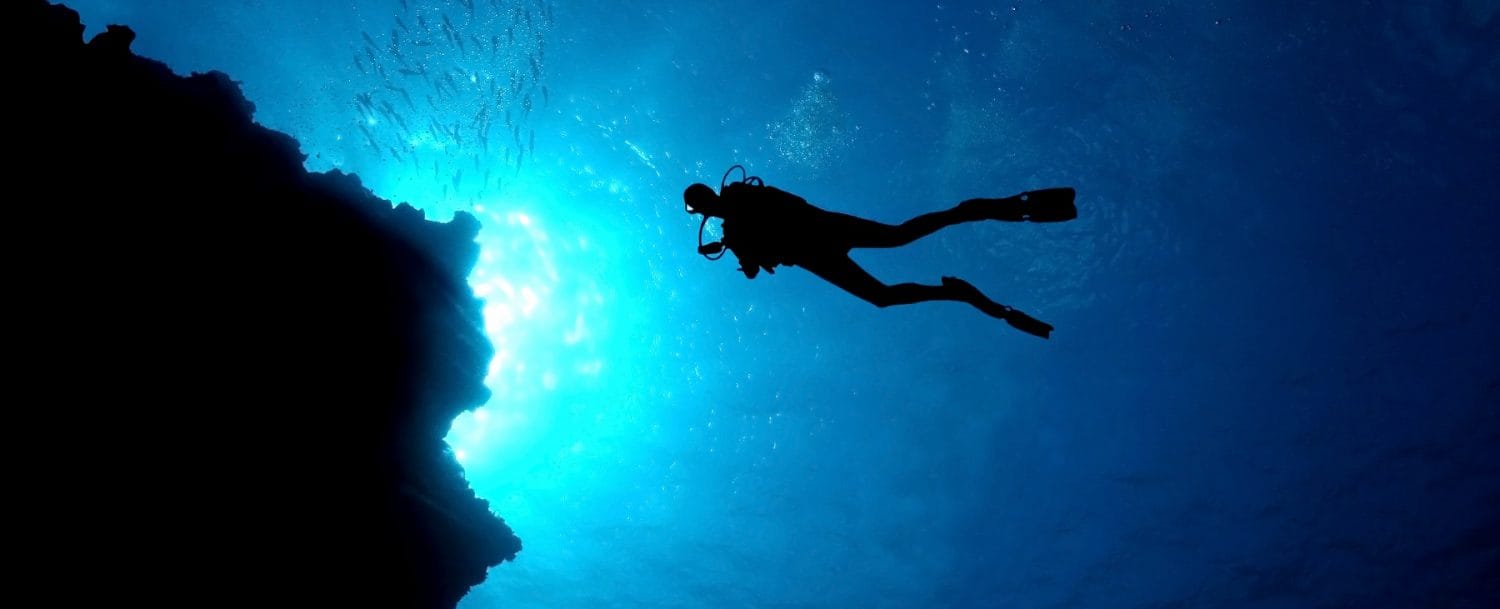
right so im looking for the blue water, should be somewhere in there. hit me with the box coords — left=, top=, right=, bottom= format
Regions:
left=66, top=1, right=1498, bottom=607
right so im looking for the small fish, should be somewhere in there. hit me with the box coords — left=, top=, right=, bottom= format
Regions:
left=529, top=55, right=540, bottom=80
left=541, top=85, right=549, bottom=106
left=396, top=16, right=410, bottom=34
left=528, top=129, right=534, bottom=155
left=385, top=84, right=405, bottom=107
left=353, top=53, right=366, bottom=75
left=522, top=93, right=532, bottom=117
left=441, top=13, right=456, bottom=37
left=361, top=31, right=377, bottom=49
left=360, top=129, right=381, bottom=154
left=398, top=66, right=425, bottom=77
left=355, top=92, right=374, bottom=112
left=417, top=14, right=429, bottom=32
left=453, top=169, right=463, bottom=190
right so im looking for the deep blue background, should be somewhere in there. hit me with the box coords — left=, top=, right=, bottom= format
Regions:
left=64, top=1, right=1498, bottom=607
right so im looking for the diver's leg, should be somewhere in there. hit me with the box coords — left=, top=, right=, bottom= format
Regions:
left=826, top=207, right=983, bottom=249
left=937, top=277, right=1055, bottom=338
left=798, top=254, right=978, bottom=308
left=799, top=255, right=1054, bottom=337
left=828, top=187, right=1076, bottom=250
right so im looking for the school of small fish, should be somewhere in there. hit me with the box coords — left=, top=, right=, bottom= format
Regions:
left=351, top=0, right=554, bottom=204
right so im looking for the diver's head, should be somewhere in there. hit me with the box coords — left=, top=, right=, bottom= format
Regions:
left=684, top=183, right=725, bottom=217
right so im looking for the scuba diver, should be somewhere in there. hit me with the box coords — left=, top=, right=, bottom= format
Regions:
left=686, top=166, right=1076, bottom=339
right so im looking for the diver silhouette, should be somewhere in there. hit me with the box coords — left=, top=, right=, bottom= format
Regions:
left=685, top=166, right=1076, bottom=339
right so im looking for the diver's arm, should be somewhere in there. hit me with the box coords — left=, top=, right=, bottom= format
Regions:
left=724, top=240, right=776, bottom=279
left=732, top=248, right=768, bottom=279
left=721, top=218, right=777, bottom=279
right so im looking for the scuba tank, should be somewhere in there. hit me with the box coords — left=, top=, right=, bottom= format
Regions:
left=695, top=164, right=763, bottom=260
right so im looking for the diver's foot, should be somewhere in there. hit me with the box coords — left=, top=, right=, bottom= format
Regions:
left=1000, top=306, right=1054, bottom=339
left=960, top=187, right=1077, bottom=223
left=971, top=298, right=1013, bottom=322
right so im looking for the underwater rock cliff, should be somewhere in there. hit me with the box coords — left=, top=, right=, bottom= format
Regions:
left=10, top=2, right=518, bottom=607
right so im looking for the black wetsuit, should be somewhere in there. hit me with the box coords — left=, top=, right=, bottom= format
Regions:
left=718, top=182, right=843, bottom=278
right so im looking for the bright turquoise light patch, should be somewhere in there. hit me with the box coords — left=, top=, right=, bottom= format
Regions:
left=445, top=191, right=613, bottom=474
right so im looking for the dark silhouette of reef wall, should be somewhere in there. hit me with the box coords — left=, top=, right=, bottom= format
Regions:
left=10, top=2, right=520, bottom=606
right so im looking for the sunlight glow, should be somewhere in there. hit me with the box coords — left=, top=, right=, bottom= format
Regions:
left=444, top=199, right=612, bottom=469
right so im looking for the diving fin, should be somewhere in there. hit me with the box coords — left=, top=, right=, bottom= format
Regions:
left=1017, top=187, right=1076, bottom=223
left=941, top=276, right=1055, bottom=338
left=961, top=187, right=1077, bottom=223
left=1003, top=307, right=1054, bottom=339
